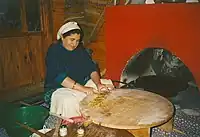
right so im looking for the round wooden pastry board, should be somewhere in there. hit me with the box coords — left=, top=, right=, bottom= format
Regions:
left=80, top=89, right=174, bottom=129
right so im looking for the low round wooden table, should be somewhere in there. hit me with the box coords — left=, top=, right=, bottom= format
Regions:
left=80, top=89, right=174, bottom=137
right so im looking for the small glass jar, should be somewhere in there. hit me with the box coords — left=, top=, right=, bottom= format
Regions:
left=77, top=124, right=85, bottom=137
left=59, top=125, right=67, bottom=137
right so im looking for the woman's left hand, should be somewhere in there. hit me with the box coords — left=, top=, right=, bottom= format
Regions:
left=97, top=83, right=114, bottom=93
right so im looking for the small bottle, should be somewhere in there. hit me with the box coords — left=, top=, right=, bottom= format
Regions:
left=77, top=124, right=85, bottom=137
left=59, top=125, right=67, bottom=137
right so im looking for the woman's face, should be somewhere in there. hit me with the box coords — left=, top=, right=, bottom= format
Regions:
left=62, top=33, right=81, bottom=51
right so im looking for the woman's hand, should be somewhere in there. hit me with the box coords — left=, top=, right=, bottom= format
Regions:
left=97, top=83, right=115, bottom=93
left=82, top=87, right=97, bottom=95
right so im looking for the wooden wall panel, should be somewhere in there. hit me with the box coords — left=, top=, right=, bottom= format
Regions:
left=0, top=35, right=45, bottom=91
left=0, top=50, right=5, bottom=89
left=52, top=0, right=65, bottom=40
left=0, top=37, right=32, bottom=90
left=28, top=36, right=44, bottom=83
left=65, top=0, right=84, bottom=18
left=40, top=0, right=53, bottom=78
left=0, top=0, right=53, bottom=93
left=84, top=0, right=108, bottom=24
left=87, top=24, right=106, bottom=72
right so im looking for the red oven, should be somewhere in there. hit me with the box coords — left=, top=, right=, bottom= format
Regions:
left=105, top=4, right=200, bottom=90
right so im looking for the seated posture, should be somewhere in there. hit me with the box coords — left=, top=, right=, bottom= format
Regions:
left=44, top=21, right=113, bottom=119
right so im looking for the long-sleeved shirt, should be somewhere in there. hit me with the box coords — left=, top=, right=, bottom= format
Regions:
left=44, top=42, right=97, bottom=104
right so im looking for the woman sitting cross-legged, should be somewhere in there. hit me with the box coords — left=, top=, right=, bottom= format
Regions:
left=44, top=21, right=114, bottom=121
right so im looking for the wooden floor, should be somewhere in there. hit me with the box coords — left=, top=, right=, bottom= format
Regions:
left=0, top=82, right=44, bottom=102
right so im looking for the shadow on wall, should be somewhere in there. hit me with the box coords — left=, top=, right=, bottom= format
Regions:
left=119, top=48, right=198, bottom=98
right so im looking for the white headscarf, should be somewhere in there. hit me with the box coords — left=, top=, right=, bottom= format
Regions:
left=57, top=21, right=81, bottom=40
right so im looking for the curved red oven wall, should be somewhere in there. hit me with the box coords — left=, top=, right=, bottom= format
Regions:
left=105, top=4, right=200, bottom=88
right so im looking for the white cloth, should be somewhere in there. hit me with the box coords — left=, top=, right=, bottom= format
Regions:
left=50, top=79, right=113, bottom=119
left=56, top=21, right=80, bottom=40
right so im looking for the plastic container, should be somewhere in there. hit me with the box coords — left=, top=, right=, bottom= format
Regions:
left=4, top=106, right=49, bottom=137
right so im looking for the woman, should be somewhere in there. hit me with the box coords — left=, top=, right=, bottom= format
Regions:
left=44, top=21, right=113, bottom=119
